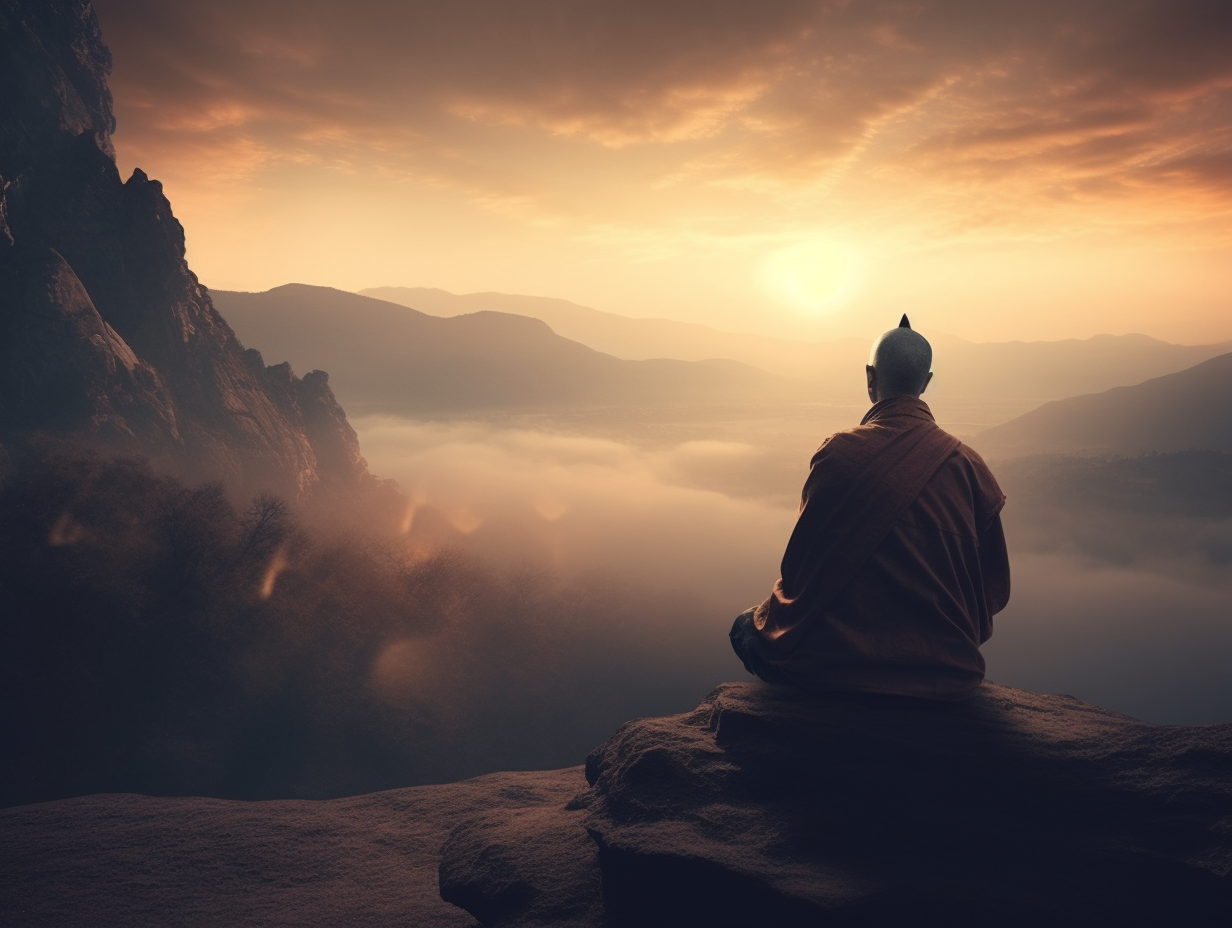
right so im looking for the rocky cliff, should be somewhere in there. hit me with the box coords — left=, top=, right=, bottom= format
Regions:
left=440, top=682, right=1232, bottom=927
left=0, top=0, right=371, bottom=500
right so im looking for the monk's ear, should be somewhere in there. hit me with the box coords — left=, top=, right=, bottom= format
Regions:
left=866, top=365, right=877, bottom=401
left=920, top=371, right=934, bottom=395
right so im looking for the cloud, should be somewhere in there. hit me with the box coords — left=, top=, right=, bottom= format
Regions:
left=91, top=0, right=1232, bottom=212
left=351, top=416, right=798, bottom=607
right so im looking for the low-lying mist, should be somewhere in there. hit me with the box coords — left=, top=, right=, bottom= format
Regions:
left=356, top=418, right=1232, bottom=726
left=986, top=554, right=1232, bottom=723
left=4, top=424, right=1229, bottom=809
left=0, top=435, right=784, bottom=807
left=353, top=416, right=797, bottom=602
left=985, top=451, right=1232, bottom=723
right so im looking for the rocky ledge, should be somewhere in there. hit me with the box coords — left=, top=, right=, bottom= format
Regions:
left=4, top=682, right=1228, bottom=927
left=440, top=681, right=1232, bottom=927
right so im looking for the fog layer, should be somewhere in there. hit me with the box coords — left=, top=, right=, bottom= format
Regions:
left=353, top=415, right=795, bottom=607
left=357, top=416, right=1232, bottom=726
left=6, top=420, right=1228, bottom=808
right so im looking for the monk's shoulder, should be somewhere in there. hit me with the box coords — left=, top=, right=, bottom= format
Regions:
left=801, top=429, right=873, bottom=504
left=809, top=422, right=884, bottom=467
left=948, top=439, right=1006, bottom=515
left=953, top=439, right=1000, bottom=485
left=955, top=438, right=992, bottom=469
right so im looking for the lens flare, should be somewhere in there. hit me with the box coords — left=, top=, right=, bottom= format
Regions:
left=259, top=546, right=289, bottom=600
left=533, top=495, right=569, bottom=522
left=371, top=638, right=436, bottom=702
left=48, top=511, right=86, bottom=546
left=400, top=497, right=425, bottom=535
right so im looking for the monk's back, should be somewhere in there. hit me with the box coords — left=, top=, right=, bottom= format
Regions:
left=782, top=402, right=1009, bottom=698
left=730, top=318, right=1011, bottom=699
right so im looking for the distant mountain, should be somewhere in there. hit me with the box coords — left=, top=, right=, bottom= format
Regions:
left=360, top=286, right=864, bottom=382
left=0, top=0, right=370, bottom=501
left=927, top=332, right=1232, bottom=413
left=975, top=352, right=1232, bottom=459
left=360, top=288, right=1231, bottom=421
left=212, top=285, right=795, bottom=415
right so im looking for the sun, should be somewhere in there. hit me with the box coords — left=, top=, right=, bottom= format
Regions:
left=763, top=240, right=860, bottom=317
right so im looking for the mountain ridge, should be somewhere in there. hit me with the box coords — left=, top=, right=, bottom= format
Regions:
left=360, top=284, right=860, bottom=373
left=976, top=351, right=1232, bottom=458
left=359, top=285, right=1232, bottom=417
left=212, top=284, right=798, bottom=416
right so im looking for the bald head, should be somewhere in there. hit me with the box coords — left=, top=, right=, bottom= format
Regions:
left=866, top=315, right=933, bottom=402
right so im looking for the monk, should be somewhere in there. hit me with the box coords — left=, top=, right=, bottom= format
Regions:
left=730, top=316, right=1010, bottom=700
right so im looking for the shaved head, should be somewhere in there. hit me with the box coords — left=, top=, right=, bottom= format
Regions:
left=867, top=315, right=933, bottom=399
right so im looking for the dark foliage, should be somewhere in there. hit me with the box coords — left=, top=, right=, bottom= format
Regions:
left=0, top=439, right=720, bottom=807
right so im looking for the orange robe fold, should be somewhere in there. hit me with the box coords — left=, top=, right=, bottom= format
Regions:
left=754, top=395, right=1009, bottom=699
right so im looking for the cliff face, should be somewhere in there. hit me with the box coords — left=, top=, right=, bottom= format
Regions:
left=0, top=0, right=371, bottom=500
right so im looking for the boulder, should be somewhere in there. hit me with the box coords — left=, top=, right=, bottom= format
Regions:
left=440, top=681, right=1232, bottom=927
left=440, top=799, right=605, bottom=928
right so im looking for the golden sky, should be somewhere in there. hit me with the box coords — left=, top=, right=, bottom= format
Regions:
left=92, top=0, right=1232, bottom=344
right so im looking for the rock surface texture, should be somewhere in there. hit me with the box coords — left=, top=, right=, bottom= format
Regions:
left=0, top=768, right=584, bottom=928
left=3, top=682, right=1228, bottom=926
left=0, top=0, right=372, bottom=499
left=440, top=681, right=1232, bottom=927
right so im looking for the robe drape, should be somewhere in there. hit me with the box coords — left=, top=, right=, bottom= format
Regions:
left=754, top=395, right=1009, bottom=699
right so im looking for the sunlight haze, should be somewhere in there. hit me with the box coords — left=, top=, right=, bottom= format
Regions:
left=91, top=0, right=1232, bottom=343
left=6, top=8, right=1232, bottom=896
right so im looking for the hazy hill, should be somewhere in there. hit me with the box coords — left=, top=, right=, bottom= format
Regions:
left=360, top=285, right=865, bottom=383
left=212, top=285, right=795, bottom=415
left=928, top=332, right=1232, bottom=413
left=976, top=352, right=1232, bottom=458
left=360, top=287, right=1231, bottom=419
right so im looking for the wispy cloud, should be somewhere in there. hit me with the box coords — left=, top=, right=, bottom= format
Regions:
left=94, top=1, right=1232, bottom=204
left=86, top=1, right=1232, bottom=340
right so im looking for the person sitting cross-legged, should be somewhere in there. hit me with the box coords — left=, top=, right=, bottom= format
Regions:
left=730, top=315, right=1010, bottom=700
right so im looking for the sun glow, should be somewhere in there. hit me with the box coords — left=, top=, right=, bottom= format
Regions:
left=762, top=240, right=860, bottom=317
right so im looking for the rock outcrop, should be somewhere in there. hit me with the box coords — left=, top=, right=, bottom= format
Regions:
left=0, top=0, right=371, bottom=500
left=0, top=768, right=586, bottom=928
left=440, top=681, right=1232, bottom=927
left=2, top=680, right=1227, bottom=926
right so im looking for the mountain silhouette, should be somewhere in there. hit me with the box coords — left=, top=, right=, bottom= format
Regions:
left=360, top=285, right=866, bottom=384
left=361, top=287, right=1231, bottom=417
left=976, top=351, right=1232, bottom=458
left=212, top=285, right=795, bottom=415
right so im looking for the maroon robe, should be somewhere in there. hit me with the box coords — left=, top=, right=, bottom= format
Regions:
left=754, top=394, right=1009, bottom=699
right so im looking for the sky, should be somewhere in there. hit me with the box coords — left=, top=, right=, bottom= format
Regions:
left=91, top=0, right=1232, bottom=343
